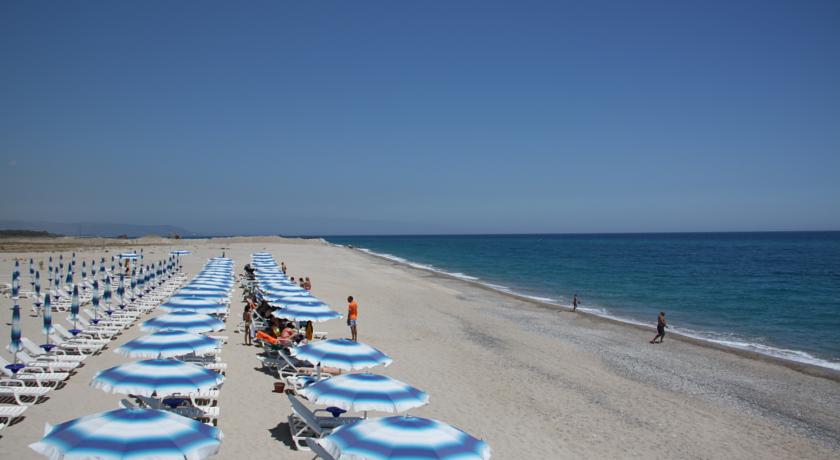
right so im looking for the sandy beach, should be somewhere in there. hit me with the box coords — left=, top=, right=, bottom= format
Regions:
left=0, top=236, right=838, bottom=459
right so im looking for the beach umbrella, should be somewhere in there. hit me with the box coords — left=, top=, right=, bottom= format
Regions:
left=129, top=270, right=137, bottom=301
left=81, top=260, right=87, bottom=283
left=172, top=250, right=191, bottom=255
left=119, top=252, right=138, bottom=260
left=271, top=303, right=342, bottom=323
left=159, top=297, right=227, bottom=315
left=270, top=295, right=325, bottom=308
left=65, top=269, right=72, bottom=287
left=34, top=271, right=42, bottom=308
left=103, top=276, right=113, bottom=315
left=315, top=416, right=491, bottom=460
left=99, top=258, right=105, bottom=274
left=117, top=273, right=126, bottom=309
left=12, top=260, right=20, bottom=299
left=69, top=285, right=81, bottom=335
left=290, top=338, right=392, bottom=371
left=299, top=373, right=429, bottom=414
left=91, top=280, right=100, bottom=324
left=42, top=294, right=54, bottom=351
left=141, top=311, right=225, bottom=334
left=9, top=300, right=21, bottom=355
left=175, top=289, right=228, bottom=299
left=29, top=408, right=223, bottom=460
left=29, top=258, right=35, bottom=287
left=91, top=359, right=225, bottom=397
left=114, top=330, right=220, bottom=359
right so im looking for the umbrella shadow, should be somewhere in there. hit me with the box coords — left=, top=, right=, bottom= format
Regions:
left=268, top=422, right=295, bottom=448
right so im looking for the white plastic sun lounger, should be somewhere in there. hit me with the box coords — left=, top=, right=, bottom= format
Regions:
left=21, top=337, right=87, bottom=361
left=0, top=404, right=27, bottom=430
left=0, top=379, right=51, bottom=405
left=13, top=351, right=80, bottom=372
left=287, top=394, right=360, bottom=451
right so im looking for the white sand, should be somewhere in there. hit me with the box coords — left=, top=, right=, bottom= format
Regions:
left=0, top=237, right=838, bottom=459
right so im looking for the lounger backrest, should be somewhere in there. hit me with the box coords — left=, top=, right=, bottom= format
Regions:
left=287, top=394, right=324, bottom=436
left=21, top=337, right=42, bottom=355
left=305, top=438, right=337, bottom=460
left=277, top=349, right=300, bottom=372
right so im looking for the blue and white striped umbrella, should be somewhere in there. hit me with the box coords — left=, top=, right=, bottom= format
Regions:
left=181, top=283, right=229, bottom=292
left=91, top=359, right=225, bottom=397
left=34, top=271, right=42, bottom=306
left=171, top=250, right=191, bottom=255
left=29, top=408, right=223, bottom=460
left=141, top=311, right=225, bottom=334
left=69, top=285, right=81, bottom=335
left=176, top=289, right=228, bottom=299
left=115, top=330, right=220, bottom=359
left=269, top=295, right=325, bottom=308
left=291, top=339, right=392, bottom=371
left=42, top=294, right=52, bottom=344
left=317, top=416, right=491, bottom=460
left=159, top=297, right=227, bottom=315
left=10, top=300, right=21, bottom=354
left=299, top=373, right=429, bottom=414
left=118, top=273, right=126, bottom=309
left=91, top=280, right=100, bottom=323
left=81, top=260, right=87, bottom=281
left=103, top=276, right=112, bottom=314
left=119, top=252, right=138, bottom=260
left=271, top=303, right=342, bottom=323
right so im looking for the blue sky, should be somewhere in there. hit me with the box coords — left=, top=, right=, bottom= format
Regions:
left=1, top=1, right=838, bottom=235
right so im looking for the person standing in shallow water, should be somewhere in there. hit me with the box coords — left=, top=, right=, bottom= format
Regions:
left=347, top=296, right=358, bottom=341
left=572, top=294, right=579, bottom=312
left=650, top=312, right=667, bottom=344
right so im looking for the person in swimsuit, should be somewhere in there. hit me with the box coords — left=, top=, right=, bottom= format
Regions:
left=650, top=312, right=667, bottom=344
left=347, top=296, right=358, bottom=341
left=572, top=294, right=579, bottom=312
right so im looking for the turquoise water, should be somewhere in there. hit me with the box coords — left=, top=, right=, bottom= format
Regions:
left=326, top=232, right=840, bottom=370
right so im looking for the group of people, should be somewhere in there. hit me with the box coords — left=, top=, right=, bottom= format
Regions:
left=240, top=265, right=361, bottom=346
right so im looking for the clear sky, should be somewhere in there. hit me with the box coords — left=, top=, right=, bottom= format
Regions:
left=1, top=1, right=838, bottom=235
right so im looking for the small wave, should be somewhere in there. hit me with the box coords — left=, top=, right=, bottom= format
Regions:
left=351, top=245, right=840, bottom=372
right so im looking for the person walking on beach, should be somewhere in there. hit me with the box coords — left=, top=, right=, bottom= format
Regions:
left=347, top=296, right=358, bottom=341
left=573, top=294, right=579, bottom=312
left=243, top=298, right=255, bottom=346
left=650, top=312, right=667, bottom=344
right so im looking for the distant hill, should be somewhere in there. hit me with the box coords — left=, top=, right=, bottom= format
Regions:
left=0, top=220, right=194, bottom=238
left=0, top=229, right=62, bottom=237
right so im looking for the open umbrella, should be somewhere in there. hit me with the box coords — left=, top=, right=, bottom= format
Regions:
left=115, top=330, right=220, bottom=359
left=159, top=297, right=227, bottom=315
left=271, top=303, right=342, bottom=323
left=299, top=373, right=429, bottom=414
left=29, top=408, right=223, bottom=460
left=315, top=416, right=491, bottom=460
left=91, top=359, right=224, bottom=397
left=141, top=311, right=225, bottom=334
left=291, top=338, right=392, bottom=371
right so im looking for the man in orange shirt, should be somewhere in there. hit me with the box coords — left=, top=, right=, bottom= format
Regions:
left=347, top=296, right=358, bottom=341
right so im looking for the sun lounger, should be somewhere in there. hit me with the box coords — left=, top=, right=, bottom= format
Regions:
left=13, top=351, right=80, bottom=372
left=0, top=363, right=69, bottom=387
left=21, top=337, right=87, bottom=361
left=0, top=404, right=27, bottom=430
left=0, top=380, right=51, bottom=405
left=287, top=394, right=361, bottom=451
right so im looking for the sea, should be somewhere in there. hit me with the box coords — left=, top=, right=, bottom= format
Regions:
left=325, top=232, right=840, bottom=371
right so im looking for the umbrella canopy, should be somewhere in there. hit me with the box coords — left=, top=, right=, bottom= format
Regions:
left=29, top=408, right=223, bottom=460
left=299, top=373, right=429, bottom=414
left=142, top=311, right=225, bottom=334
left=290, top=338, right=392, bottom=371
left=269, top=296, right=325, bottom=308
left=10, top=301, right=21, bottom=354
left=171, top=250, right=192, bottom=255
left=176, top=289, right=228, bottom=299
left=91, top=359, right=224, bottom=397
left=115, top=330, right=220, bottom=359
left=159, top=297, right=227, bottom=315
left=42, top=294, right=52, bottom=336
left=317, top=416, right=491, bottom=460
left=271, top=303, right=342, bottom=323
left=119, top=252, right=138, bottom=260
